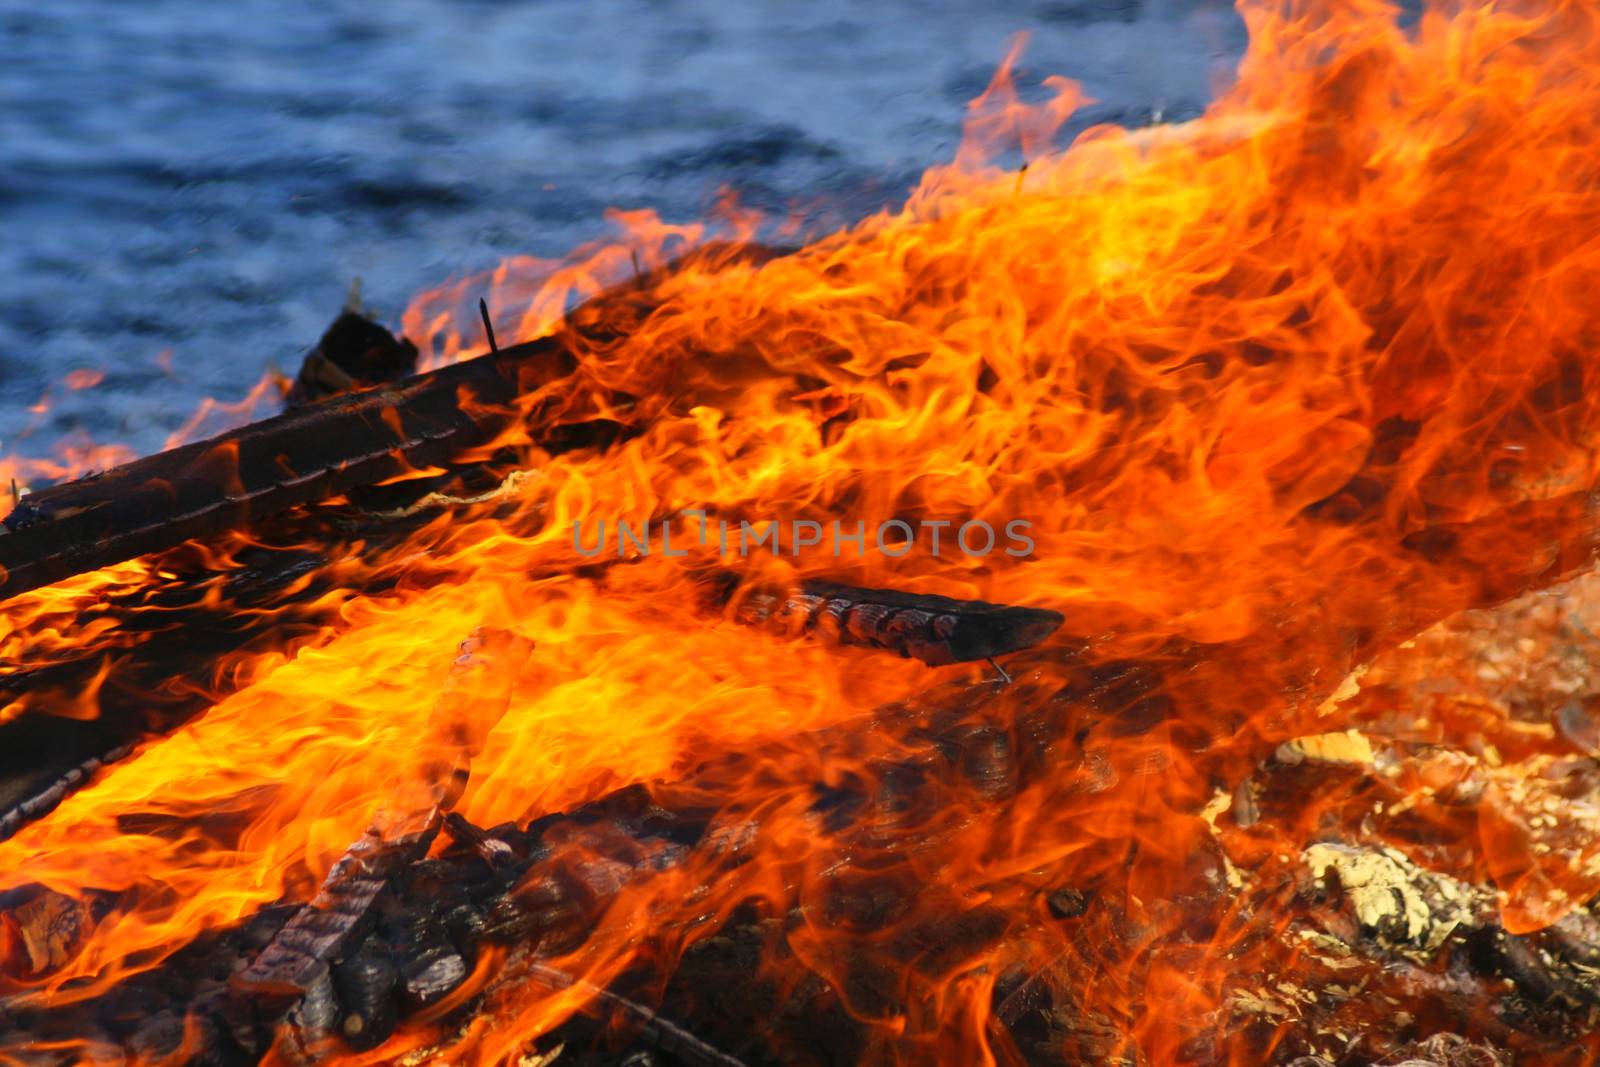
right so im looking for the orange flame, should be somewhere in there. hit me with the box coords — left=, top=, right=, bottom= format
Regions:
left=8, top=0, right=1600, bottom=1063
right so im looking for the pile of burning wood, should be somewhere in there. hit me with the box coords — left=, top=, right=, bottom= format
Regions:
left=6, top=1, right=1600, bottom=1064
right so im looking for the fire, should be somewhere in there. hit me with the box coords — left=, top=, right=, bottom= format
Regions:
left=7, top=0, right=1600, bottom=1063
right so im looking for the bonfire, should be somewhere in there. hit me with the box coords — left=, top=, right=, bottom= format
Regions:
left=3, top=2, right=1600, bottom=1064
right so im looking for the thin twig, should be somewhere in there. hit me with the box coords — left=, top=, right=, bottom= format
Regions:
left=479, top=297, right=499, bottom=354
left=521, top=960, right=751, bottom=1067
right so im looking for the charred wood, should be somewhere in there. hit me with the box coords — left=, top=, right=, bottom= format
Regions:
left=230, top=627, right=530, bottom=1055
left=0, top=672, right=1073, bottom=1063
left=503, top=957, right=753, bottom=1067
left=0, top=885, right=107, bottom=979
left=330, top=934, right=400, bottom=1051
left=0, top=743, right=132, bottom=844
left=0, top=498, right=532, bottom=846
left=0, top=333, right=573, bottom=604
left=232, top=822, right=441, bottom=1001
left=0, top=242, right=784, bottom=605
left=287, top=303, right=418, bottom=407
left=0, top=539, right=362, bottom=845
left=9, top=656, right=1592, bottom=1066
left=722, top=574, right=1066, bottom=665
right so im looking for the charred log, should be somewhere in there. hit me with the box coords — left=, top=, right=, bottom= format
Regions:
left=229, top=627, right=530, bottom=1054
left=231, top=822, right=441, bottom=1017
left=0, top=242, right=784, bottom=605
left=0, top=334, right=573, bottom=605
left=722, top=574, right=1067, bottom=665
left=329, top=935, right=400, bottom=1051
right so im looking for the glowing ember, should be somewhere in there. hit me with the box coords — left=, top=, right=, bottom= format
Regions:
left=6, top=0, right=1600, bottom=1064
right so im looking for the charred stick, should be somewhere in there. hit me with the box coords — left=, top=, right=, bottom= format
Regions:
left=0, top=485, right=537, bottom=848
left=0, top=554, right=526, bottom=861
left=479, top=297, right=500, bottom=354
left=514, top=958, right=752, bottom=1067
left=0, top=542, right=371, bottom=847
left=724, top=575, right=1066, bottom=666
left=0, top=742, right=132, bottom=844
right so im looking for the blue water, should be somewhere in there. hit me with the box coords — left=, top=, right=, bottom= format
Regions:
left=0, top=0, right=1245, bottom=462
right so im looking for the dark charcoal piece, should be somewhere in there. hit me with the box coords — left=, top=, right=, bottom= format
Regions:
left=443, top=901, right=490, bottom=951
left=728, top=576, right=1065, bottom=665
left=1046, top=888, right=1093, bottom=921
left=331, top=935, right=400, bottom=1051
left=287, top=965, right=341, bottom=1043
left=287, top=309, right=419, bottom=406
left=387, top=910, right=468, bottom=1009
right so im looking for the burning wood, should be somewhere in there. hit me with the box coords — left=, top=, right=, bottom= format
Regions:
left=231, top=820, right=441, bottom=1005
left=11, top=2, right=1600, bottom=1065
left=231, top=627, right=531, bottom=1054
left=0, top=334, right=573, bottom=604
left=0, top=673, right=1040, bottom=1062
left=724, top=575, right=1067, bottom=666
left=0, top=553, right=1055, bottom=852
left=9, top=643, right=1600, bottom=1065
left=0, top=888, right=93, bottom=978
left=0, top=743, right=132, bottom=844
left=0, top=243, right=776, bottom=606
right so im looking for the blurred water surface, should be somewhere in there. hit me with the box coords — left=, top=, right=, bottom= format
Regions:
left=0, top=0, right=1244, bottom=460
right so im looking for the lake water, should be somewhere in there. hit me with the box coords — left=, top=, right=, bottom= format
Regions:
left=0, top=0, right=1246, bottom=463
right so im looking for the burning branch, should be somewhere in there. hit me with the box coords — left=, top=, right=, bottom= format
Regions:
left=229, top=627, right=531, bottom=1055
left=0, top=337, right=574, bottom=605
left=0, top=243, right=784, bottom=605
left=725, top=575, right=1067, bottom=666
